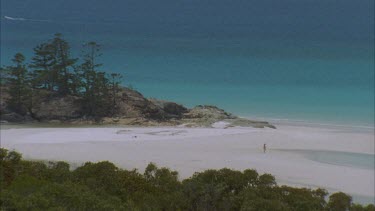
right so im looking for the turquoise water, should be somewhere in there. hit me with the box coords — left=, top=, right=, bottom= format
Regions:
left=280, top=149, right=375, bottom=170
left=278, top=149, right=375, bottom=205
left=1, top=0, right=374, bottom=126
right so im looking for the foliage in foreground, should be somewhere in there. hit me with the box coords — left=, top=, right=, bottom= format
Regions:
left=0, top=148, right=374, bottom=211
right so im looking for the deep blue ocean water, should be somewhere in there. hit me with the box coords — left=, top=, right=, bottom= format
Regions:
left=1, top=0, right=374, bottom=126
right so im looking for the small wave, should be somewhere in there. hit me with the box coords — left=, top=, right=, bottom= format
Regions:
left=3, top=15, right=51, bottom=23
left=3, top=16, right=26, bottom=21
left=2, top=15, right=131, bottom=25
left=2, top=15, right=105, bottom=24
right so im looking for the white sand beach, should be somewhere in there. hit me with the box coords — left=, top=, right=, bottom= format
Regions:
left=1, top=123, right=374, bottom=203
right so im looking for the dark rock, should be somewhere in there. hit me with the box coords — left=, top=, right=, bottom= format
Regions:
left=0, top=112, right=33, bottom=123
left=32, top=95, right=82, bottom=120
left=1, top=113, right=24, bottom=122
left=184, top=105, right=236, bottom=120
left=114, top=88, right=166, bottom=120
left=149, top=98, right=188, bottom=118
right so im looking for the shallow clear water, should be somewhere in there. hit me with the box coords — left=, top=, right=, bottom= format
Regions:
left=281, top=149, right=375, bottom=170
left=279, top=149, right=375, bottom=205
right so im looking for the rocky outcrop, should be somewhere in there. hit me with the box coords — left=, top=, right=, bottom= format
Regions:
left=179, top=105, right=236, bottom=127
left=0, top=112, right=34, bottom=123
left=0, top=86, right=34, bottom=123
left=225, top=118, right=276, bottom=129
left=0, top=86, right=276, bottom=129
left=149, top=98, right=188, bottom=119
left=0, top=87, right=168, bottom=123
left=0, top=86, right=10, bottom=114
left=32, top=95, right=81, bottom=120
left=178, top=105, right=275, bottom=128
left=184, top=105, right=236, bottom=120
left=114, top=88, right=166, bottom=120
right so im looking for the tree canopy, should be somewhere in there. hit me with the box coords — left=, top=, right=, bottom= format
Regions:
left=1, top=148, right=374, bottom=210
left=1, top=34, right=123, bottom=119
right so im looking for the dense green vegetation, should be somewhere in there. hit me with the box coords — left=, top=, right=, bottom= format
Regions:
left=1, top=148, right=374, bottom=210
left=0, top=34, right=123, bottom=118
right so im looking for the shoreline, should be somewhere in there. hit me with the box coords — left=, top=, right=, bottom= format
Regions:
left=241, top=116, right=374, bottom=131
left=1, top=123, right=374, bottom=204
left=2, top=116, right=374, bottom=132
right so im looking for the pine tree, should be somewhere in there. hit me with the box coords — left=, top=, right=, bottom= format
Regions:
left=79, top=42, right=110, bottom=117
left=2, top=35, right=125, bottom=119
left=29, top=43, right=56, bottom=90
left=92, top=71, right=111, bottom=117
left=109, top=73, right=123, bottom=115
left=5, top=53, right=32, bottom=114
left=51, top=33, right=77, bottom=95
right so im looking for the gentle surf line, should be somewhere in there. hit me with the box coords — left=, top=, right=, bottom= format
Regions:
left=242, top=116, right=375, bottom=130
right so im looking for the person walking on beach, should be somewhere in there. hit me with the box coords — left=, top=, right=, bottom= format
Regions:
left=263, top=143, right=267, bottom=153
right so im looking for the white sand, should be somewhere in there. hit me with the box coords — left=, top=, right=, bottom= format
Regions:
left=1, top=124, right=374, bottom=202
